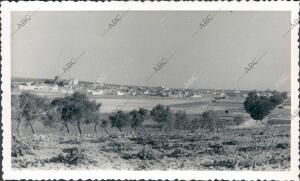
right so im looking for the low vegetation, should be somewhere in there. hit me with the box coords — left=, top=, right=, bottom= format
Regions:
left=11, top=125, right=290, bottom=170
left=11, top=90, right=290, bottom=170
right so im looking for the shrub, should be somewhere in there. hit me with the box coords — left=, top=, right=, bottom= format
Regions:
left=200, top=110, right=220, bottom=131
left=222, top=140, right=238, bottom=145
left=275, top=143, right=289, bottom=149
left=174, top=111, right=189, bottom=130
left=167, top=148, right=191, bottom=158
left=189, top=118, right=201, bottom=130
left=122, top=147, right=156, bottom=160
left=136, top=147, right=156, bottom=160
left=129, top=108, right=148, bottom=131
left=11, top=135, right=31, bottom=157
left=202, top=159, right=237, bottom=169
left=244, top=90, right=286, bottom=122
left=150, top=104, right=172, bottom=129
left=109, top=110, right=130, bottom=131
left=47, top=147, right=96, bottom=165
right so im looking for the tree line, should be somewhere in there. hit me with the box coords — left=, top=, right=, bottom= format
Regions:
left=13, top=90, right=287, bottom=136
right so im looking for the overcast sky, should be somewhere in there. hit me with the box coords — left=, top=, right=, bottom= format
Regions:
left=11, top=11, right=291, bottom=91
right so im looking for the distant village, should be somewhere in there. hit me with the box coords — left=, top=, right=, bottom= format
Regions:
left=11, top=76, right=290, bottom=99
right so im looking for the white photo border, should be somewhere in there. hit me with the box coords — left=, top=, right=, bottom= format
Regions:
left=1, top=1, right=299, bottom=180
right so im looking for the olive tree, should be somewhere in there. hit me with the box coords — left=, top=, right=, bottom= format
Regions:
left=200, top=110, right=220, bottom=132
left=174, top=110, right=189, bottom=130
left=150, top=104, right=173, bottom=130
left=109, top=110, right=130, bottom=132
left=84, top=101, right=102, bottom=134
left=17, top=92, right=48, bottom=135
left=129, top=108, right=149, bottom=131
left=51, top=92, right=101, bottom=135
left=244, top=90, right=285, bottom=122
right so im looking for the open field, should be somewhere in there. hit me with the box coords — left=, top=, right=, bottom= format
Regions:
left=12, top=125, right=290, bottom=170
left=11, top=93, right=291, bottom=170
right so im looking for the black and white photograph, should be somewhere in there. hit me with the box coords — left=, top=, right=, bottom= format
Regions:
left=1, top=1, right=299, bottom=180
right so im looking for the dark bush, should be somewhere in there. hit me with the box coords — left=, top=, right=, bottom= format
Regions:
left=238, top=161, right=252, bottom=169
left=47, top=147, right=96, bottom=165
left=59, top=138, right=81, bottom=144
left=202, top=159, right=237, bottom=169
left=244, top=90, right=286, bottom=122
left=136, top=147, right=156, bottom=160
left=222, top=140, right=238, bottom=145
left=121, top=147, right=156, bottom=160
left=275, top=143, right=289, bottom=149
left=167, top=148, right=186, bottom=158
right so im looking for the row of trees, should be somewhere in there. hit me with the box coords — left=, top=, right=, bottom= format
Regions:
left=15, top=92, right=102, bottom=135
left=14, top=90, right=287, bottom=136
left=109, top=108, right=148, bottom=132
left=173, top=110, right=222, bottom=131
left=14, top=92, right=226, bottom=135
left=106, top=90, right=287, bottom=131
left=13, top=92, right=162, bottom=135
left=110, top=104, right=231, bottom=132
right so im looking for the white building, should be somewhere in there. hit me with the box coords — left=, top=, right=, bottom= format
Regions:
left=19, top=85, right=35, bottom=90
left=73, top=79, right=78, bottom=86
left=36, top=85, right=49, bottom=90
left=117, top=91, right=125, bottom=96
left=192, top=94, right=202, bottom=98
left=234, top=90, right=241, bottom=94
left=131, top=91, right=137, bottom=96
left=86, top=89, right=93, bottom=94
left=69, top=79, right=79, bottom=86
left=215, top=93, right=226, bottom=99
left=51, top=85, right=59, bottom=91
left=60, top=89, right=74, bottom=94
left=92, top=90, right=104, bottom=95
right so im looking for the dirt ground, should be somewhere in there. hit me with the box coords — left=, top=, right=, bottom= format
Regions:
left=12, top=125, right=290, bottom=171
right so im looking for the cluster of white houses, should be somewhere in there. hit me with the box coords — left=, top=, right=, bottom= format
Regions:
left=13, top=77, right=290, bottom=99
left=15, top=79, right=79, bottom=94
left=13, top=79, right=244, bottom=98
